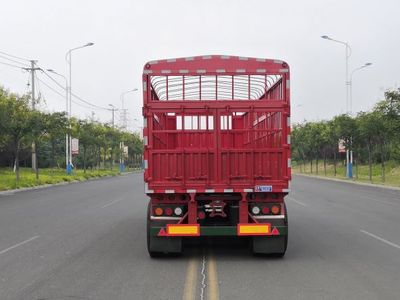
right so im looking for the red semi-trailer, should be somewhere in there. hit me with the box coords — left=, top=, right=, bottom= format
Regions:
left=143, top=55, right=291, bottom=256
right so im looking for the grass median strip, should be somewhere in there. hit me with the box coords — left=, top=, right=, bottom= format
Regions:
left=0, top=167, right=129, bottom=191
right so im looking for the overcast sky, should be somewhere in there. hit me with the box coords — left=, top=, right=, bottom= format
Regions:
left=1, top=0, right=399, bottom=130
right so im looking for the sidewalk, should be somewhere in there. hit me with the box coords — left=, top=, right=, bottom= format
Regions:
left=295, top=173, right=400, bottom=191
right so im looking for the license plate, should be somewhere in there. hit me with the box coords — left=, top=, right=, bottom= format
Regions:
left=255, top=185, right=272, bottom=192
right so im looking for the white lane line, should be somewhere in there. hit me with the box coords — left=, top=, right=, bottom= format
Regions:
left=101, top=198, right=124, bottom=209
left=360, top=230, right=400, bottom=250
left=286, top=196, right=307, bottom=207
left=0, top=236, right=40, bottom=255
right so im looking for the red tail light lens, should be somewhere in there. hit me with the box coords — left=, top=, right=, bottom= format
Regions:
left=261, top=206, right=270, bottom=214
left=165, top=207, right=173, bottom=216
left=198, top=211, right=206, bottom=219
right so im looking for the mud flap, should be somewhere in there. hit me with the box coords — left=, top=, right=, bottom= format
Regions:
left=147, top=201, right=182, bottom=256
left=252, top=235, right=287, bottom=256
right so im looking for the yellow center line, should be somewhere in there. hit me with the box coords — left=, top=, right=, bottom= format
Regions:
left=207, top=252, right=220, bottom=300
left=182, top=256, right=199, bottom=300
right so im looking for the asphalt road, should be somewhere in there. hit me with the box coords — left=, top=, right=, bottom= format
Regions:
left=0, top=173, right=399, bottom=300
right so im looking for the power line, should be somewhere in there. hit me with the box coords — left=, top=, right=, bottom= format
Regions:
left=0, top=60, right=24, bottom=69
left=0, top=54, right=29, bottom=67
left=36, top=75, right=108, bottom=111
left=0, top=50, right=30, bottom=62
left=40, top=70, right=110, bottom=111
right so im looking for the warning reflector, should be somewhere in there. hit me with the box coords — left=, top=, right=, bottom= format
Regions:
left=157, top=228, right=167, bottom=236
left=237, top=223, right=271, bottom=236
left=271, top=227, right=280, bottom=235
left=166, top=224, right=200, bottom=236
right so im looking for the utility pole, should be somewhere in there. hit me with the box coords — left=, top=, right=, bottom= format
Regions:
left=25, top=60, right=40, bottom=176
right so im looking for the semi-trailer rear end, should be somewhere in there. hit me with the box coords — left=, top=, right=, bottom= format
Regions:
left=143, top=55, right=291, bottom=256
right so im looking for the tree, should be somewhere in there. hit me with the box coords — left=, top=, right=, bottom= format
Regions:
left=0, top=89, right=33, bottom=182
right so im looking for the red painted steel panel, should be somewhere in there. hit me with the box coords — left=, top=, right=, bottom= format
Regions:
left=143, top=55, right=290, bottom=194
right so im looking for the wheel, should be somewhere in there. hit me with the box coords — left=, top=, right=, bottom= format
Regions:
left=146, top=201, right=182, bottom=257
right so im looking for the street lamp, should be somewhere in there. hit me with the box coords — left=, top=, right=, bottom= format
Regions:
left=47, top=69, right=69, bottom=174
left=350, top=63, right=372, bottom=113
left=321, top=35, right=352, bottom=113
left=322, top=35, right=353, bottom=179
left=65, top=42, right=94, bottom=174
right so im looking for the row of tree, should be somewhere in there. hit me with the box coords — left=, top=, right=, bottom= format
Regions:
left=0, top=87, right=143, bottom=181
left=291, top=88, right=400, bottom=181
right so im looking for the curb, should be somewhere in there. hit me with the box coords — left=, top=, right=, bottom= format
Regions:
left=294, top=173, right=400, bottom=191
left=0, top=170, right=143, bottom=195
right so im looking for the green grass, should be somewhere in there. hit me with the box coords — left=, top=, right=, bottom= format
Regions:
left=292, top=160, right=400, bottom=188
left=0, top=167, right=127, bottom=191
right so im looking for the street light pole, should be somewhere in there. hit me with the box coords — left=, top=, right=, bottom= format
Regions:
left=108, top=104, right=116, bottom=128
left=47, top=69, right=69, bottom=174
left=321, top=35, right=352, bottom=113
left=321, top=35, right=353, bottom=178
left=65, top=42, right=94, bottom=174
left=349, top=63, right=372, bottom=114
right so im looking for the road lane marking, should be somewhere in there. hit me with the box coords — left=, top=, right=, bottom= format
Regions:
left=360, top=230, right=400, bottom=250
left=0, top=236, right=39, bottom=255
left=207, top=252, right=219, bottom=300
left=286, top=196, right=307, bottom=207
left=101, top=198, right=124, bottom=208
left=200, top=254, right=206, bottom=300
left=182, top=256, right=199, bottom=300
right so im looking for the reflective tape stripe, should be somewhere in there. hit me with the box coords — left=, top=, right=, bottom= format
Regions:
left=179, top=69, right=189, bottom=74
left=161, top=70, right=171, bottom=74
left=167, top=58, right=176, bottom=63
left=205, top=189, right=215, bottom=193
left=143, top=81, right=147, bottom=91
left=144, top=159, right=148, bottom=169
left=238, top=57, right=248, bottom=60
left=216, top=69, right=226, bottom=73
left=144, top=183, right=154, bottom=193
left=165, top=189, right=175, bottom=194
left=148, top=60, right=158, bottom=65
left=150, top=216, right=181, bottom=221
left=286, top=79, right=290, bottom=89
left=202, top=55, right=212, bottom=59
left=143, top=136, right=148, bottom=146
left=288, top=158, right=291, bottom=168
left=253, top=215, right=285, bottom=219
left=287, top=135, right=291, bottom=144
left=282, top=189, right=291, bottom=193
left=287, top=117, right=291, bottom=126
left=221, top=55, right=230, bottom=59
left=244, top=189, right=253, bottom=192
left=256, top=69, right=266, bottom=73
left=280, top=68, right=289, bottom=73
left=143, top=117, right=147, bottom=128
left=197, top=69, right=206, bottom=74
left=143, top=70, right=153, bottom=74
left=224, top=189, right=233, bottom=193
left=186, top=189, right=196, bottom=193
left=256, top=58, right=266, bottom=62
left=274, top=59, right=283, bottom=64
left=236, top=69, right=246, bottom=73
left=185, top=57, right=195, bottom=61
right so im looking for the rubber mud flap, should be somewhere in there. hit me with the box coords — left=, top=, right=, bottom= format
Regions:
left=147, top=201, right=182, bottom=257
left=252, top=235, right=287, bottom=256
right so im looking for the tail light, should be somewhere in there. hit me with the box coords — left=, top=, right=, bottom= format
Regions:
left=174, top=207, right=183, bottom=216
left=251, top=206, right=261, bottom=215
left=198, top=211, right=206, bottom=219
left=261, top=206, right=270, bottom=214
left=154, top=207, right=163, bottom=216
left=164, top=207, right=173, bottom=216
left=271, top=205, right=280, bottom=215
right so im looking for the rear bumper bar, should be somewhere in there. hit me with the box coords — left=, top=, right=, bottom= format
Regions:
left=150, top=225, right=288, bottom=237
